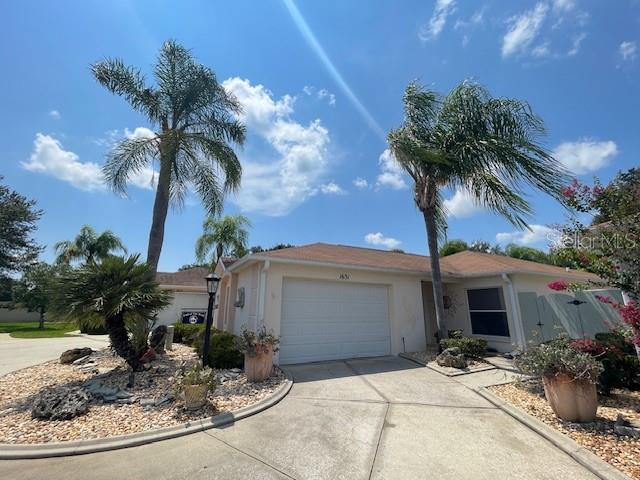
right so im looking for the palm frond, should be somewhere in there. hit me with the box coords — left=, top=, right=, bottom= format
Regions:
left=104, top=136, right=159, bottom=194
left=91, top=59, right=159, bottom=120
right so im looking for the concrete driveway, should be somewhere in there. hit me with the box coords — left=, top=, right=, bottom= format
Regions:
left=0, top=333, right=109, bottom=376
left=0, top=356, right=597, bottom=480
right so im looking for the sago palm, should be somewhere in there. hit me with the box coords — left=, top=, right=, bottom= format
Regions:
left=388, top=81, right=568, bottom=343
left=54, top=225, right=126, bottom=265
left=195, top=214, right=251, bottom=265
left=92, top=40, right=246, bottom=272
left=51, top=255, right=171, bottom=371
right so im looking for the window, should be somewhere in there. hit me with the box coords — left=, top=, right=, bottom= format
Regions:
left=467, top=288, right=510, bottom=337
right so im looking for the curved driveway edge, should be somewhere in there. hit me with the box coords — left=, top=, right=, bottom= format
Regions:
left=475, top=387, right=632, bottom=480
left=0, top=373, right=293, bottom=460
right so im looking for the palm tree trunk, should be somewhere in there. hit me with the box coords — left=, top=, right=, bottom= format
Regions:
left=423, top=207, right=447, bottom=345
left=146, top=153, right=172, bottom=273
left=105, top=313, right=141, bottom=371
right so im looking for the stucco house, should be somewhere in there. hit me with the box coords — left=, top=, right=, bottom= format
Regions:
left=156, top=243, right=620, bottom=365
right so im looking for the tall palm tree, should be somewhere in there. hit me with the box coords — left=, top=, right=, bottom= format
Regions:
left=92, top=40, right=246, bottom=273
left=54, top=225, right=126, bottom=265
left=195, top=214, right=251, bottom=265
left=388, top=81, right=568, bottom=342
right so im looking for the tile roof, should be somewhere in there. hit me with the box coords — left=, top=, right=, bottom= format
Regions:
left=247, top=243, right=597, bottom=280
left=156, top=267, right=211, bottom=287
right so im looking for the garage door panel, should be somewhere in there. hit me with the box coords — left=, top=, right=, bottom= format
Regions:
left=279, top=278, right=391, bottom=364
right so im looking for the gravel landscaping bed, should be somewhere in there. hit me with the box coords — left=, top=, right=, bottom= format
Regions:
left=491, top=380, right=640, bottom=479
left=0, top=345, right=286, bottom=444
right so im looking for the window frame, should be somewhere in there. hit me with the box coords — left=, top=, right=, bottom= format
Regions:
left=464, top=286, right=511, bottom=339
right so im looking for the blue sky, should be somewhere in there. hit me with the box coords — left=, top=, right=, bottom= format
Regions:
left=1, top=0, right=638, bottom=271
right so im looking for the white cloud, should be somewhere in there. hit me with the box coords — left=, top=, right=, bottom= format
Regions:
left=124, top=127, right=155, bottom=139
left=302, top=85, right=336, bottom=106
left=320, top=182, right=346, bottom=195
left=353, top=177, right=369, bottom=189
left=222, top=77, right=331, bottom=216
left=620, top=41, right=637, bottom=62
left=567, top=32, right=586, bottom=56
left=502, top=3, right=549, bottom=58
left=454, top=8, right=484, bottom=30
left=551, top=0, right=575, bottom=12
left=419, top=0, right=456, bottom=41
left=21, top=133, right=156, bottom=192
left=496, top=224, right=558, bottom=247
left=364, top=232, right=402, bottom=250
left=48, top=110, right=61, bottom=120
left=376, top=149, right=408, bottom=190
left=443, top=188, right=484, bottom=218
left=317, top=89, right=336, bottom=106
left=22, top=134, right=105, bottom=191
left=532, top=42, right=551, bottom=58
left=553, top=139, right=618, bottom=174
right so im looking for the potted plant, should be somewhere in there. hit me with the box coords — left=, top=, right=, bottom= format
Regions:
left=515, top=335, right=604, bottom=422
left=235, top=325, right=280, bottom=382
left=175, top=362, right=214, bottom=410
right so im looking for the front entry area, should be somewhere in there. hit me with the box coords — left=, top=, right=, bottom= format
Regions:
left=278, top=278, right=391, bottom=364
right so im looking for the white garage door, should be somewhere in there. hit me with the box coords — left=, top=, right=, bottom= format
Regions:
left=279, top=278, right=391, bottom=364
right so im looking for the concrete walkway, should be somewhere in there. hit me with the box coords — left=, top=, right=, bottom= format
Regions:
left=0, top=333, right=109, bottom=376
left=0, top=356, right=598, bottom=479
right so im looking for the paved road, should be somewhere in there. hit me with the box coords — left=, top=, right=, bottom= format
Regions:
left=0, top=356, right=596, bottom=480
left=0, top=333, right=109, bottom=376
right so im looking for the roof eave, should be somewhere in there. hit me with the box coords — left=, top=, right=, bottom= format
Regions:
left=228, top=254, right=460, bottom=280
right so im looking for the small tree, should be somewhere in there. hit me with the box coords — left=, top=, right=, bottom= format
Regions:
left=557, top=171, right=640, bottom=298
left=12, top=263, right=60, bottom=329
left=51, top=255, right=171, bottom=370
left=0, top=176, right=42, bottom=277
left=54, top=225, right=126, bottom=265
left=504, top=244, right=550, bottom=264
left=439, top=239, right=468, bottom=257
left=195, top=214, right=251, bottom=265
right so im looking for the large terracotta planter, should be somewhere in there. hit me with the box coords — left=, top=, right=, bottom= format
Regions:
left=183, top=383, right=209, bottom=410
left=244, top=347, right=273, bottom=382
left=542, top=374, right=598, bottom=422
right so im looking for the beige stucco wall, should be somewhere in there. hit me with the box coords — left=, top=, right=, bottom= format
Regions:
left=155, top=291, right=209, bottom=326
left=443, top=275, right=519, bottom=352
left=229, top=261, right=427, bottom=364
left=231, top=263, right=260, bottom=334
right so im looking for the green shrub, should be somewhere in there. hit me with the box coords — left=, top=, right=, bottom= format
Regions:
left=571, top=330, right=640, bottom=394
left=205, top=331, right=244, bottom=369
left=440, top=336, right=487, bottom=357
left=515, top=335, right=603, bottom=383
left=172, top=323, right=203, bottom=346
left=173, top=323, right=243, bottom=369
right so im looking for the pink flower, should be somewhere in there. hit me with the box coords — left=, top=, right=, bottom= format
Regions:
left=548, top=280, right=570, bottom=291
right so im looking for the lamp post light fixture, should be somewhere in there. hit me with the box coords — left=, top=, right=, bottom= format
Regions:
left=202, top=273, right=221, bottom=366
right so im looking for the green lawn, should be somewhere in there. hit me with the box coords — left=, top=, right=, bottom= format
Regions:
left=0, top=322, right=76, bottom=338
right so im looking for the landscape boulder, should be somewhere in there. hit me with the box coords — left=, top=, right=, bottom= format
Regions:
left=436, top=347, right=468, bottom=369
left=59, top=347, right=93, bottom=364
left=31, top=386, right=90, bottom=420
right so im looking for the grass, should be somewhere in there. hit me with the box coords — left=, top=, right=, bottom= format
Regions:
left=0, top=322, right=77, bottom=338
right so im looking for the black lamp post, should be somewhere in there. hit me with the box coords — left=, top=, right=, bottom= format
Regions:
left=202, top=273, right=221, bottom=366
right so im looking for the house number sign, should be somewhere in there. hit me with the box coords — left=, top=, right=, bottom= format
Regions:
left=339, top=273, right=351, bottom=280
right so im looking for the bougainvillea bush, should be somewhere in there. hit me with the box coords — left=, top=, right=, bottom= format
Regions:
left=553, top=169, right=640, bottom=298
left=571, top=331, right=640, bottom=394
